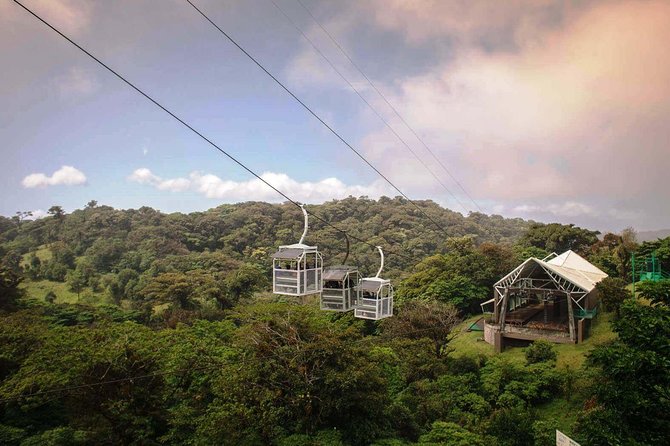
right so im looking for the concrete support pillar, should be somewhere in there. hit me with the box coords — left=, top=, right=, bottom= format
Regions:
left=499, top=289, right=510, bottom=333
left=494, top=331, right=504, bottom=353
left=567, top=292, right=576, bottom=343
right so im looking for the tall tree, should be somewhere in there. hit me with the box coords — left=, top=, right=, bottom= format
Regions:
left=596, top=277, right=630, bottom=318
left=12, top=211, right=33, bottom=228
left=204, top=304, right=389, bottom=445
left=521, top=223, right=599, bottom=255
left=0, top=251, right=24, bottom=309
left=382, top=300, right=461, bottom=358
left=614, top=227, right=637, bottom=280
left=66, top=269, right=86, bottom=298
left=47, top=206, right=65, bottom=220
left=141, top=271, right=222, bottom=310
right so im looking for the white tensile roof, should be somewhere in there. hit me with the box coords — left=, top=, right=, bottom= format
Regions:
left=547, top=250, right=607, bottom=276
left=545, top=250, right=608, bottom=291
left=495, top=250, right=608, bottom=293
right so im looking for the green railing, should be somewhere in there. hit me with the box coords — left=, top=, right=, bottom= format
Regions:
left=575, top=307, right=598, bottom=319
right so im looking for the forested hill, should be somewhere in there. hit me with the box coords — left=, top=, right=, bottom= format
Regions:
left=3, top=198, right=669, bottom=445
left=0, top=197, right=533, bottom=278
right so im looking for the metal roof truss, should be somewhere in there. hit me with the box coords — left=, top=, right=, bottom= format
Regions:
left=494, top=259, right=588, bottom=310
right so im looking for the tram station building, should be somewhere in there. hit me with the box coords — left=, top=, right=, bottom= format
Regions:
left=482, top=250, right=608, bottom=352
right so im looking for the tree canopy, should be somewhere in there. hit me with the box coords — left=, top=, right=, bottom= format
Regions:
left=0, top=198, right=664, bottom=445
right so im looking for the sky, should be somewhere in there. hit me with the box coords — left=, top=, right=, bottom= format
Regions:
left=1, top=0, right=668, bottom=232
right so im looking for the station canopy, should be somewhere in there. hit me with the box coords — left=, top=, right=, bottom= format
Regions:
left=494, top=250, right=608, bottom=297
left=544, top=250, right=608, bottom=292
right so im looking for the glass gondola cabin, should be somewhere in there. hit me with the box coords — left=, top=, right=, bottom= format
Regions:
left=353, top=246, right=394, bottom=320
left=272, top=243, right=323, bottom=296
left=321, top=265, right=361, bottom=312
left=354, top=278, right=393, bottom=320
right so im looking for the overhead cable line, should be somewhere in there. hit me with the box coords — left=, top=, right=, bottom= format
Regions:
left=296, top=0, right=484, bottom=213
left=11, top=0, right=418, bottom=265
left=183, top=0, right=453, bottom=236
left=268, top=0, right=468, bottom=213
left=0, top=321, right=462, bottom=404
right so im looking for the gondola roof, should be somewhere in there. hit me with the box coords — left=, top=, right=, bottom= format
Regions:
left=358, top=277, right=389, bottom=293
left=271, top=243, right=318, bottom=259
left=323, top=265, right=358, bottom=281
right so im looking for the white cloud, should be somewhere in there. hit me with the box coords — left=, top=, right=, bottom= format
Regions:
left=22, top=166, right=87, bottom=188
left=8, top=0, right=93, bottom=37
left=315, top=0, right=670, bottom=228
left=607, top=208, right=640, bottom=221
left=127, top=168, right=190, bottom=192
left=128, top=168, right=160, bottom=185
left=491, top=204, right=506, bottom=214
left=128, top=168, right=390, bottom=203
left=56, top=67, right=98, bottom=97
left=380, top=0, right=670, bottom=200
left=513, top=202, right=597, bottom=218
left=158, top=177, right=191, bottom=193
left=28, top=210, right=48, bottom=220
left=511, top=201, right=641, bottom=223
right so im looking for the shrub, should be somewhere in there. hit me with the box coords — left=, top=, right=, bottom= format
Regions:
left=532, top=420, right=560, bottom=446
left=487, top=407, right=535, bottom=446
left=418, top=421, right=485, bottom=446
left=44, top=290, right=57, bottom=304
left=525, top=340, right=557, bottom=364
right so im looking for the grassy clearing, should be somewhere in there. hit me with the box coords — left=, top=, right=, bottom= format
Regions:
left=535, top=397, right=583, bottom=436
left=451, top=312, right=616, bottom=367
left=450, top=316, right=526, bottom=363
left=553, top=312, right=616, bottom=369
left=451, top=316, right=500, bottom=358
left=20, top=245, right=52, bottom=268
left=22, top=279, right=78, bottom=304
left=21, top=279, right=108, bottom=305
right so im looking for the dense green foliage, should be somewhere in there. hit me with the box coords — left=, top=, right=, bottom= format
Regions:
left=521, top=223, right=599, bottom=255
left=0, top=198, right=532, bottom=279
left=596, top=277, right=630, bottom=318
left=0, top=301, right=582, bottom=445
left=396, top=238, right=520, bottom=313
left=1, top=199, right=668, bottom=445
left=576, top=299, right=670, bottom=445
left=636, top=237, right=670, bottom=273
left=637, top=280, right=670, bottom=307
left=0, top=252, right=23, bottom=310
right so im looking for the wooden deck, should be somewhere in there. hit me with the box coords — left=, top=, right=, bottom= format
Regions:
left=504, top=303, right=544, bottom=325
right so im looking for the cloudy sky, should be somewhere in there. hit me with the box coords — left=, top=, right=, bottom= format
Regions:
left=1, top=0, right=668, bottom=231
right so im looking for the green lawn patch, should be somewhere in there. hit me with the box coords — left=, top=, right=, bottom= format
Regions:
left=21, top=279, right=107, bottom=305
left=535, top=396, right=583, bottom=437
left=451, top=312, right=616, bottom=367
left=20, top=245, right=52, bottom=268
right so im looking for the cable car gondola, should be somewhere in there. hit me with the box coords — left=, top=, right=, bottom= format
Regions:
left=354, top=246, right=394, bottom=320
left=272, top=205, right=323, bottom=297
left=321, top=235, right=361, bottom=312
